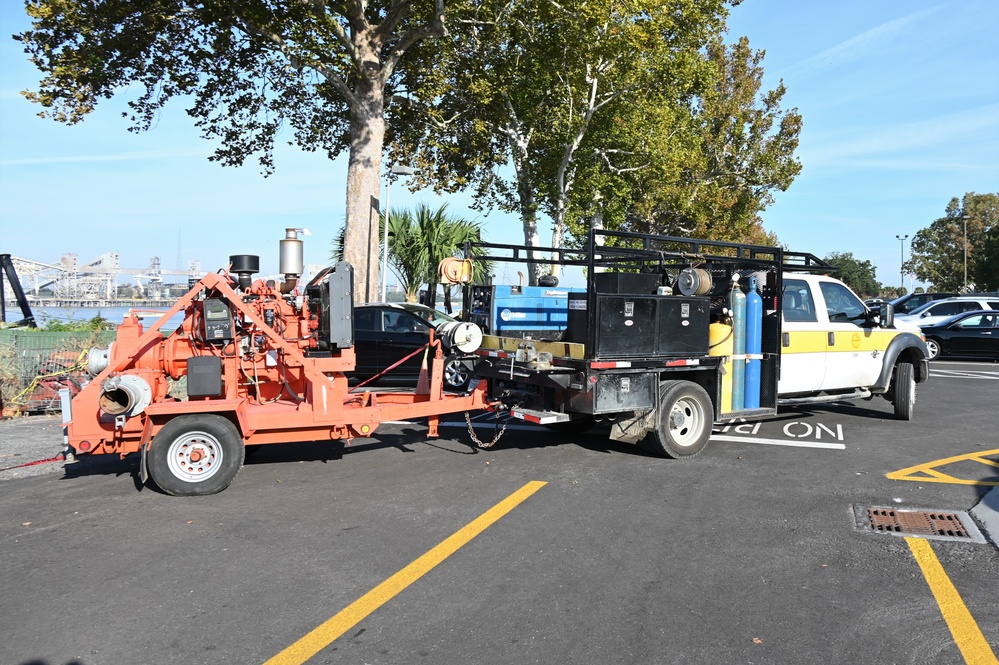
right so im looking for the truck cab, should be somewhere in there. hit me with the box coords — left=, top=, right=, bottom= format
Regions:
left=779, top=272, right=928, bottom=419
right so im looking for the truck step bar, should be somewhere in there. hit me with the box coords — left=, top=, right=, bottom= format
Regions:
left=778, top=388, right=871, bottom=406
left=509, top=408, right=571, bottom=425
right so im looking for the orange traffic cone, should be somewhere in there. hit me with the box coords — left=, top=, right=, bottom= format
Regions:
left=415, top=346, right=430, bottom=395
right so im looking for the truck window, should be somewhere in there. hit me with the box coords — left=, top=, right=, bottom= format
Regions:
left=818, top=281, right=866, bottom=323
left=782, top=279, right=818, bottom=322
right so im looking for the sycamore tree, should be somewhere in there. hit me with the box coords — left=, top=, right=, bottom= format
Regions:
left=905, top=193, right=998, bottom=292
left=393, top=0, right=728, bottom=284
left=603, top=36, right=801, bottom=245
left=823, top=252, right=881, bottom=299
left=394, top=2, right=799, bottom=282
left=16, top=0, right=450, bottom=303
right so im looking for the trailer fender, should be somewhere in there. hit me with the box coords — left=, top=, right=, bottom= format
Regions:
left=872, top=333, right=929, bottom=393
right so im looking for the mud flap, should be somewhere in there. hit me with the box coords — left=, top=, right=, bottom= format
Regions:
left=609, top=409, right=655, bottom=444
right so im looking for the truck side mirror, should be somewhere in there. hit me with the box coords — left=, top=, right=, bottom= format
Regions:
left=880, top=302, right=894, bottom=328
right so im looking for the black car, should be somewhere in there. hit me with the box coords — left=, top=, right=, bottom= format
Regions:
left=351, top=302, right=475, bottom=389
left=920, top=310, right=999, bottom=361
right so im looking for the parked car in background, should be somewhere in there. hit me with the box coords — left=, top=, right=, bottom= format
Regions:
left=920, top=310, right=999, bottom=360
left=351, top=303, right=475, bottom=390
left=895, top=297, right=999, bottom=327
left=889, top=292, right=958, bottom=314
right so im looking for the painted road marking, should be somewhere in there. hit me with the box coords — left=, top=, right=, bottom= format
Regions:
left=888, top=450, right=999, bottom=486
left=931, top=369, right=999, bottom=381
left=709, top=434, right=845, bottom=450
left=906, top=537, right=999, bottom=665
left=262, top=481, right=548, bottom=665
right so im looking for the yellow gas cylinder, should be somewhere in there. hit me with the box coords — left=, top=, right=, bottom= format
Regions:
left=709, top=322, right=734, bottom=414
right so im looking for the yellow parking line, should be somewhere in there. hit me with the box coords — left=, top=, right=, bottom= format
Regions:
left=263, top=480, right=548, bottom=665
left=905, top=537, right=998, bottom=665
left=888, top=449, right=999, bottom=486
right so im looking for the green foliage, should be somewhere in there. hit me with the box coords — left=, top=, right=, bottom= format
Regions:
left=333, top=204, right=488, bottom=306
left=905, top=193, right=998, bottom=292
left=395, top=0, right=731, bottom=282
left=395, top=1, right=800, bottom=273
left=822, top=252, right=882, bottom=299
left=38, top=313, right=116, bottom=332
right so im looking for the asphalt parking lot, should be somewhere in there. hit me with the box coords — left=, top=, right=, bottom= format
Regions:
left=2, top=359, right=997, bottom=665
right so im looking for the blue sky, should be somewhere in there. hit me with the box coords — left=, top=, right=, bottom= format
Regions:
left=1, top=1, right=997, bottom=291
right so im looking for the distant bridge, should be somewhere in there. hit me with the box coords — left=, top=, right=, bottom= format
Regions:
left=3, top=252, right=202, bottom=302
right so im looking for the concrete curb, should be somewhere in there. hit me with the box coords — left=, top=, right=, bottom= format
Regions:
left=970, top=485, right=999, bottom=548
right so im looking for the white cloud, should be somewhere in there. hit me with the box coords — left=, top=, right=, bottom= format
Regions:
left=804, top=103, right=999, bottom=165
left=784, top=5, right=945, bottom=76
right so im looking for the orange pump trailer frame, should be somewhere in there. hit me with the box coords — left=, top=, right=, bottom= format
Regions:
left=63, top=271, right=490, bottom=479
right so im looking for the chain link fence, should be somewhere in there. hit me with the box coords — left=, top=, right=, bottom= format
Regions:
left=0, top=330, right=115, bottom=415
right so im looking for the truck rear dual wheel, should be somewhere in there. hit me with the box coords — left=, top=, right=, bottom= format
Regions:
left=147, top=414, right=245, bottom=496
left=892, top=362, right=916, bottom=421
left=646, top=381, right=712, bottom=459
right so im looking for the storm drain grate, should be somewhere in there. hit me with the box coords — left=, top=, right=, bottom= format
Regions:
left=867, top=508, right=971, bottom=538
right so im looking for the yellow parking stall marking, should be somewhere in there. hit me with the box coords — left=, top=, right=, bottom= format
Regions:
left=887, top=449, right=999, bottom=486
left=263, top=481, right=548, bottom=665
left=905, top=538, right=999, bottom=665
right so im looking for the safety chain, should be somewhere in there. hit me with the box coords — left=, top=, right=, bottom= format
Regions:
left=464, top=411, right=510, bottom=449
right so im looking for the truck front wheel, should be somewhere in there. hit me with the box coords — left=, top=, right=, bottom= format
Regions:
left=147, top=414, right=245, bottom=496
left=647, top=381, right=712, bottom=459
left=892, top=362, right=916, bottom=421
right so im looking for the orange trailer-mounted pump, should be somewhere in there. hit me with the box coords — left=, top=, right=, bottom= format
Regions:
left=62, top=251, right=488, bottom=496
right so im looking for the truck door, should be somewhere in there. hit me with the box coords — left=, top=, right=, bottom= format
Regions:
left=778, top=278, right=826, bottom=394
left=816, top=280, right=883, bottom=391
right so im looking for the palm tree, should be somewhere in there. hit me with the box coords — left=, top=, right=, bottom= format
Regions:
left=334, top=204, right=490, bottom=309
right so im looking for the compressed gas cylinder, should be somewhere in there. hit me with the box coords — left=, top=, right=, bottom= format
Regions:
left=729, top=277, right=747, bottom=411
left=709, top=322, right=734, bottom=414
left=745, top=275, right=763, bottom=409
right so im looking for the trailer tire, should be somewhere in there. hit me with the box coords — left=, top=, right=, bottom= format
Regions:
left=147, top=414, right=245, bottom=496
left=892, top=362, right=916, bottom=421
left=646, top=381, right=712, bottom=459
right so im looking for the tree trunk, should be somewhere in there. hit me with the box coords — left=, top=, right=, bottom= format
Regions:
left=343, top=77, right=386, bottom=304
left=512, top=143, right=542, bottom=286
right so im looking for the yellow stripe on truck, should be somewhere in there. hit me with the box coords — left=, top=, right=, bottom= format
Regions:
left=783, top=329, right=914, bottom=355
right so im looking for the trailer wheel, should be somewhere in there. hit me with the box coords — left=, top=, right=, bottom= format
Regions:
left=147, top=414, right=245, bottom=496
left=647, top=381, right=712, bottom=459
left=892, top=362, right=916, bottom=421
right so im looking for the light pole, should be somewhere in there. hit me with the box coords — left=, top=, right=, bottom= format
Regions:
left=381, top=164, right=415, bottom=302
left=895, top=234, right=908, bottom=290
left=960, top=214, right=971, bottom=292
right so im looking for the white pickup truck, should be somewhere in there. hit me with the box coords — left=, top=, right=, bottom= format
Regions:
left=779, top=272, right=929, bottom=420
left=462, top=230, right=930, bottom=460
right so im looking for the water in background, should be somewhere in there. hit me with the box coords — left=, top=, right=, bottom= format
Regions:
left=34, top=306, right=186, bottom=331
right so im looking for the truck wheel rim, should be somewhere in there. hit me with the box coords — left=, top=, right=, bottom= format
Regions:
left=167, top=431, right=223, bottom=483
left=669, top=397, right=704, bottom=447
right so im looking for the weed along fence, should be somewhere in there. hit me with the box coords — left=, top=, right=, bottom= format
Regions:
left=0, top=329, right=115, bottom=415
